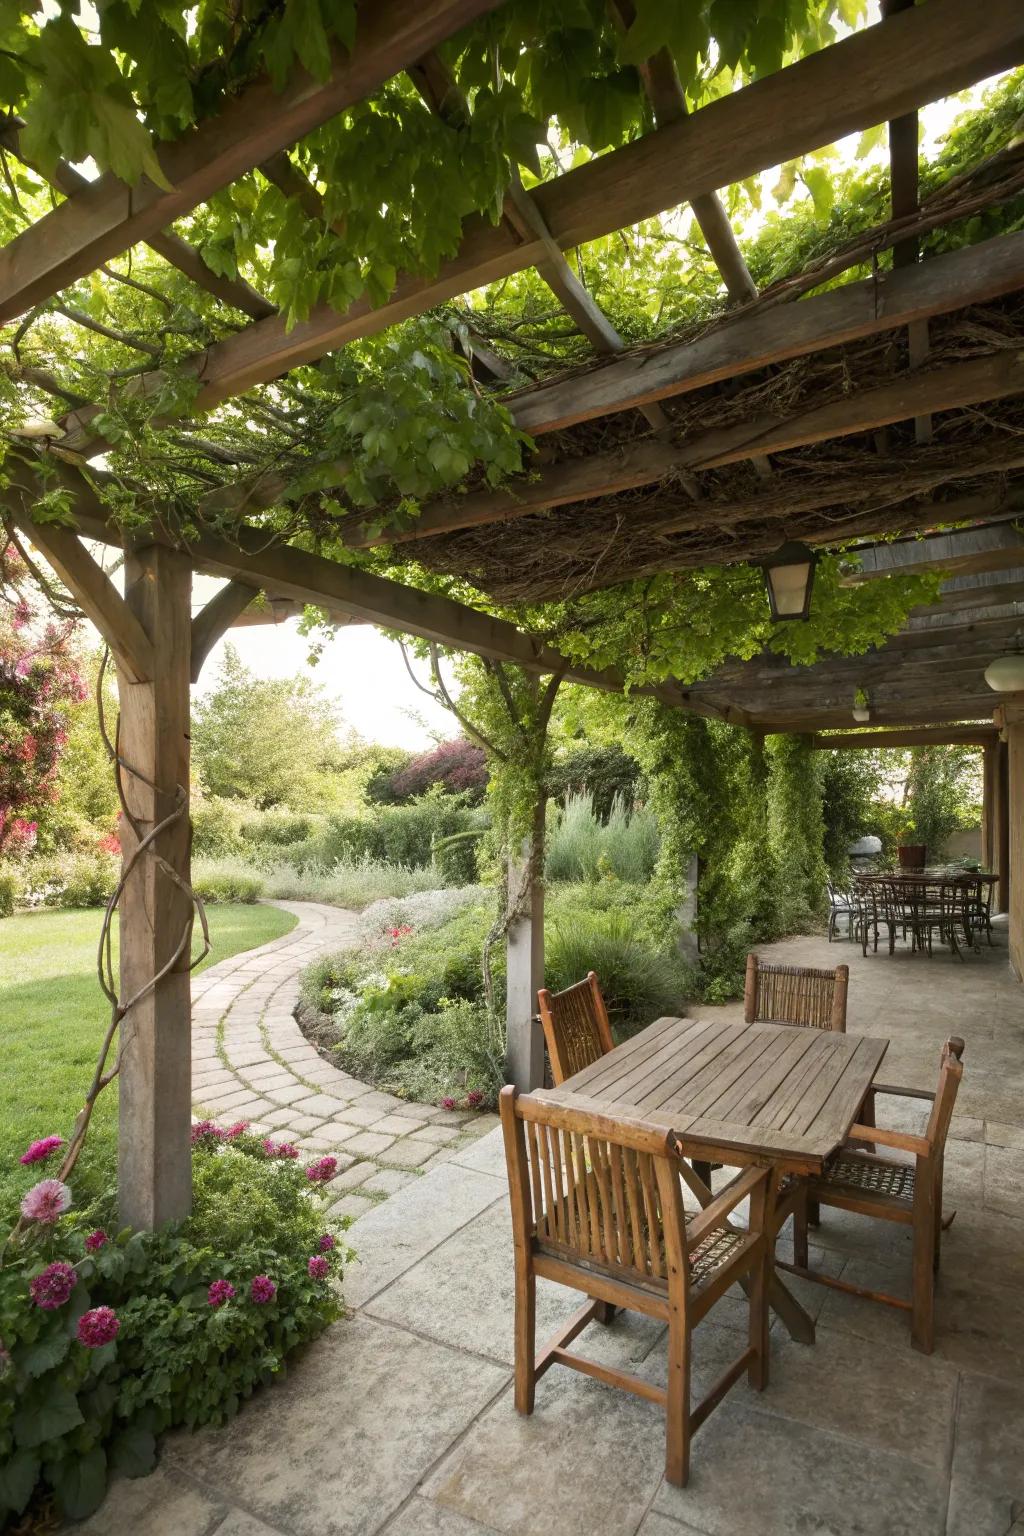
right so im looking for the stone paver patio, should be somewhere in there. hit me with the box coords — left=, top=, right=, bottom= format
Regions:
left=83, top=927, right=1024, bottom=1536
left=189, top=901, right=498, bottom=1218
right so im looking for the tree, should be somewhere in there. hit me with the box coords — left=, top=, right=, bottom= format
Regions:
left=0, top=542, right=87, bottom=857
left=904, top=747, right=982, bottom=860
left=191, top=645, right=346, bottom=808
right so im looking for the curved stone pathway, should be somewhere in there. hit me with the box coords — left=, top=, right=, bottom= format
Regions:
left=190, top=900, right=497, bottom=1220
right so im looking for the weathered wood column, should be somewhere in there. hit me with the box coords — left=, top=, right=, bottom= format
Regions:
left=117, top=542, right=194, bottom=1228
left=1000, top=700, right=1024, bottom=981
left=506, top=797, right=546, bottom=1091
left=981, top=741, right=996, bottom=874
left=992, top=735, right=1011, bottom=918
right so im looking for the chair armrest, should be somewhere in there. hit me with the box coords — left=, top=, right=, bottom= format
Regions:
left=870, top=1082, right=935, bottom=1102
left=847, top=1123, right=930, bottom=1157
left=684, top=1165, right=769, bottom=1248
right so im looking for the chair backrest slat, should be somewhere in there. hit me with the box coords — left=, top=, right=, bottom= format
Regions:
left=924, top=1037, right=965, bottom=1155
left=744, top=953, right=848, bottom=1032
left=538, top=971, right=615, bottom=1083
left=501, top=1087, right=686, bottom=1288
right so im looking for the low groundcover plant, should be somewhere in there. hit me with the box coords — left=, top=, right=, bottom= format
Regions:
left=0, top=1125, right=353, bottom=1524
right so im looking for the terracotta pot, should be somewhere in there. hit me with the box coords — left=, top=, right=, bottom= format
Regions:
left=897, top=844, right=927, bottom=870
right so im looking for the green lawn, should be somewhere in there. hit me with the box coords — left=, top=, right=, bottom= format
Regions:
left=0, top=903, right=297, bottom=1213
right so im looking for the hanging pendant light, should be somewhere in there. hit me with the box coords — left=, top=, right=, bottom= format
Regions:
left=761, top=540, right=817, bottom=621
left=852, top=688, right=871, bottom=724
left=984, top=630, right=1024, bottom=692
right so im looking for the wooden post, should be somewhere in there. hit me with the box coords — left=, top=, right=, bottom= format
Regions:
left=676, top=853, right=700, bottom=961
left=506, top=800, right=546, bottom=1092
left=1000, top=701, right=1024, bottom=981
left=981, top=741, right=996, bottom=872
left=116, top=543, right=194, bottom=1228
left=993, top=736, right=1010, bottom=917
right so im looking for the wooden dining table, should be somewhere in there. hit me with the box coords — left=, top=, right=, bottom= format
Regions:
left=538, top=1013, right=889, bottom=1343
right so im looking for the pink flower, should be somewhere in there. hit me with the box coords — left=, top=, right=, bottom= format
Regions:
left=84, top=1229, right=109, bottom=1252
left=249, top=1275, right=276, bottom=1304
left=190, top=1120, right=224, bottom=1145
left=19, top=1135, right=64, bottom=1165
left=29, top=1261, right=77, bottom=1310
left=305, top=1157, right=337, bottom=1184
left=96, top=832, right=121, bottom=856
left=440, top=1097, right=457, bottom=1112
left=20, top=1179, right=71, bottom=1224
left=307, top=1255, right=329, bottom=1280
left=318, top=1233, right=335, bottom=1252
left=262, top=1139, right=299, bottom=1159
left=207, top=1279, right=236, bottom=1308
left=224, top=1121, right=250, bottom=1139
left=77, top=1307, right=120, bottom=1348
left=466, top=1091, right=484, bottom=1109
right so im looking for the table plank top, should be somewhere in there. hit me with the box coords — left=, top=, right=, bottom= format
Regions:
left=540, top=1016, right=889, bottom=1173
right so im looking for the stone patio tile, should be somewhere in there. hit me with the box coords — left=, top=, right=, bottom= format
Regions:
left=262, top=1106, right=302, bottom=1128
left=361, top=1168, right=420, bottom=1197
left=389, top=1102, right=435, bottom=1122
left=410, top=1124, right=462, bottom=1145
left=945, top=1480, right=1024, bottom=1536
left=382, top=1496, right=503, bottom=1535
left=329, top=1161, right=373, bottom=1193
left=985, top=1120, right=1024, bottom=1148
left=262, top=1083, right=310, bottom=1106
left=951, top=1372, right=1024, bottom=1505
left=984, top=1144, right=1024, bottom=1218
left=375, top=1138, right=437, bottom=1169
left=194, top=1087, right=256, bottom=1113
left=287, top=1114, right=327, bottom=1134
left=447, top=1126, right=506, bottom=1180
left=635, top=1514, right=707, bottom=1536
left=652, top=1403, right=948, bottom=1536
left=215, top=1512, right=290, bottom=1536
left=293, top=1093, right=352, bottom=1117
left=330, top=1192, right=377, bottom=1221
left=344, top=1163, right=507, bottom=1308
left=77, top=1465, right=225, bottom=1535
left=344, top=1131, right=395, bottom=1158
left=302, top=1130, right=355, bottom=1152
left=165, top=1316, right=508, bottom=1536
left=330, top=1103, right=386, bottom=1128
left=423, top=1325, right=667, bottom=1536
left=370, top=1113, right=421, bottom=1135
left=222, top=1097, right=277, bottom=1121
left=357, top=1090, right=406, bottom=1110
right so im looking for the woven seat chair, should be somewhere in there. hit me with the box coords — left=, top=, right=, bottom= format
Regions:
left=782, top=1037, right=964, bottom=1354
left=744, top=953, right=849, bottom=1032
left=500, top=1086, right=774, bottom=1487
left=537, top=971, right=614, bottom=1083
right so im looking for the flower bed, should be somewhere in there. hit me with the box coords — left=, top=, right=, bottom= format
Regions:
left=0, top=1125, right=352, bottom=1524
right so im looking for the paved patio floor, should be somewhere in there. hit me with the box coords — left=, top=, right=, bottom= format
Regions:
left=82, top=929, right=1024, bottom=1536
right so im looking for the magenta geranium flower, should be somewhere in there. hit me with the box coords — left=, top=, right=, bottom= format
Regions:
left=207, top=1279, right=236, bottom=1308
left=305, top=1157, right=337, bottom=1183
left=262, top=1139, right=299, bottom=1159
left=77, top=1307, right=120, bottom=1348
left=190, top=1120, right=224, bottom=1145
left=84, top=1229, right=109, bottom=1252
left=466, top=1091, right=484, bottom=1108
left=19, top=1135, right=64, bottom=1165
left=318, top=1233, right=335, bottom=1252
left=440, top=1097, right=457, bottom=1112
left=29, top=1261, right=77, bottom=1310
left=224, top=1121, right=249, bottom=1139
left=307, top=1255, right=329, bottom=1280
left=20, top=1179, right=71, bottom=1224
left=249, top=1275, right=276, bottom=1304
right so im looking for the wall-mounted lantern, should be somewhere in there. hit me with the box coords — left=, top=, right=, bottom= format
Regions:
left=761, top=540, right=817, bottom=621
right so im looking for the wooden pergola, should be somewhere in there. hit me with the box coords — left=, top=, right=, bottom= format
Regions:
left=5, top=0, right=1024, bottom=1228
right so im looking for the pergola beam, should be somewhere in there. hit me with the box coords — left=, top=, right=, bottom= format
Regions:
left=52, top=0, right=1024, bottom=441
left=0, top=0, right=502, bottom=324
left=810, top=726, right=998, bottom=750
left=339, top=347, right=1024, bottom=547
left=844, top=523, right=1024, bottom=584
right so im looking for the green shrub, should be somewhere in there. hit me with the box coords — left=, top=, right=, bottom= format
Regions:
left=192, top=861, right=263, bottom=904
left=548, top=744, right=643, bottom=820
left=545, top=908, right=689, bottom=1035
left=190, top=795, right=249, bottom=858
left=0, top=869, right=16, bottom=918
left=291, top=787, right=477, bottom=873
left=240, top=810, right=319, bottom=849
left=19, top=851, right=118, bottom=909
left=0, top=1130, right=351, bottom=1525
left=546, top=793, right=659, bottom=883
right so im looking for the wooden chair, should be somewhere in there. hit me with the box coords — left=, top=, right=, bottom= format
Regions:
left=500, top=1086, right=774, bottom=1487
left=537, top=971, right=614, bottom=1083
left=744, top=953, right=849, bottom=1032
left=784, top=1037, right=965, bottom=1354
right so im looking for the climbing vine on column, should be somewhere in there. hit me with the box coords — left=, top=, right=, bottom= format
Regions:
left=766, top=733, right=829, bottom=932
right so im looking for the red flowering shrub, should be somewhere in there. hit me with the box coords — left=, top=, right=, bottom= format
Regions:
left=386, top=738, right=487, bottom=803
left=0, top=544, right=86, bottom=858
